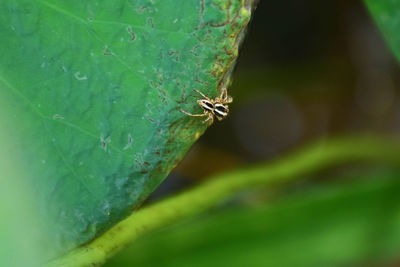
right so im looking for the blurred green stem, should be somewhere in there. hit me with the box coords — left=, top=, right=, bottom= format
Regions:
left=48, top=135, right=400, bottom=267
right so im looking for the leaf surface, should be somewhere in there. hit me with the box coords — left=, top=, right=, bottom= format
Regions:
left=365, top=0, right=400, bottom=62
left=0, top=0, right=254, bottom=259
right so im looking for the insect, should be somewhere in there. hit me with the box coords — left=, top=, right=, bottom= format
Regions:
left=180, top=87, right=233, bottom=124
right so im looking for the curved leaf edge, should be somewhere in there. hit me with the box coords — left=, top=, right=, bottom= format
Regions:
left=47, top=134, right=400, bottom=267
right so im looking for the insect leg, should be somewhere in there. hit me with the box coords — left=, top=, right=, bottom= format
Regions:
left=225, top=95, right=233, bottom=104
left=194, top=89, right=211, bottom=101
left=219, top=88, right=233, bottom=103
left=180, top=109, right=207, bottom=117
left=220, top=88, right=227, bottom=99
left=202, top=113, right=214, bottom=124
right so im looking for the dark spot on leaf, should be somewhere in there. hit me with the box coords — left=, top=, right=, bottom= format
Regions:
left=102, top=45, right=113, bottom=56
left=147, top=17, right=154, bottom=28
left=169, top=120, right=178, bottom=131
left=127, top=27, right=136, bottom=42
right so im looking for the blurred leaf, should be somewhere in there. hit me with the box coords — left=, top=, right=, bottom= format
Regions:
left=49, top=135, right=400, bottom=266
left=106, top=170, right=400, bottom=267
left=0, top=0, right=254, bottom=260
left=365, top=0, right=400, bottom=62
left=0, top=103, right=45, bottom=266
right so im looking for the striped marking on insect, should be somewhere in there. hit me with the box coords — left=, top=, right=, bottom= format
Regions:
left=180, top=87, right=233, bottom=125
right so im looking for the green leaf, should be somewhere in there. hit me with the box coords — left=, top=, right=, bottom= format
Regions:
left=365, top=0, right=400, bottom=62
left=0, top=112, right=44, bottom=267
left=47, top=135, right=400, bottom=266
left=0, top=0, right=254, bottom=260
left=105, top=170, right=400, bottom=267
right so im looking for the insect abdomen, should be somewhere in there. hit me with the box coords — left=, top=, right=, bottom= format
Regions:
left=214, top=103, right=228, bottom=118
left=199, top=99, right=214, bottom=112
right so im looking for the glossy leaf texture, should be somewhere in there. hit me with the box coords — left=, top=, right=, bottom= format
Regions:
left=0, top=0, right=254, bottom=260
left=365, top=0, right=400, bottom=62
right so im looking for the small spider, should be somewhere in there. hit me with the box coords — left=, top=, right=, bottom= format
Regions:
left=180, top=88, right=233, bottom=124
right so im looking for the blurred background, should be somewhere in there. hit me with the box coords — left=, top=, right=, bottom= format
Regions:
left=152, top=0, right=400, bottom=200
left=106, top=0, right=400, bottom=266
